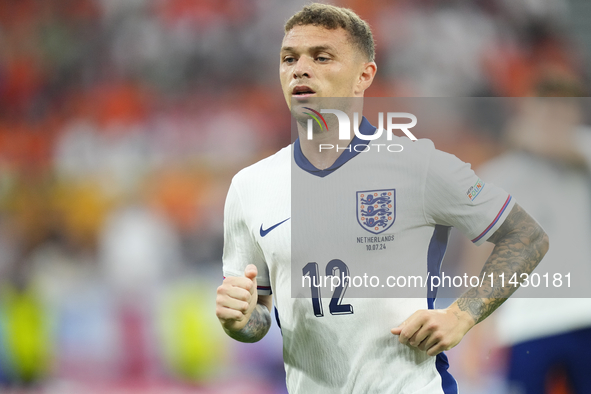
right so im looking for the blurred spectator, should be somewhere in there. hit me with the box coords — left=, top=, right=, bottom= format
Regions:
left=461, top=75, right=591, bottom=394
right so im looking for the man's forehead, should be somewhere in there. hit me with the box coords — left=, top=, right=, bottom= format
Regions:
left=281, top=25, right=351, bottom=51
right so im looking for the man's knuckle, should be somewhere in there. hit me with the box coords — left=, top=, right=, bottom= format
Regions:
left=228, top=310, right=240, bottom=320
left=217, top=307, right=230, bottom=319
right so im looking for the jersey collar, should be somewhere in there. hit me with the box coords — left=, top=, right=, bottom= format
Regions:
left=293, top=116, right=376, bottom=178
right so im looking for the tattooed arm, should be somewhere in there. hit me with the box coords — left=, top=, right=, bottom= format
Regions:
left=223, top=302, right=272, bottom=343
left=216, top=264, right=273, bottom=343
left=392, top=203, right=549, bottom=356
left=454, top=203, right=549, bottom=323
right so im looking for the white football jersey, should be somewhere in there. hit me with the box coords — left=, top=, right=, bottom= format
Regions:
left=223, top=117, right=514, bottom=394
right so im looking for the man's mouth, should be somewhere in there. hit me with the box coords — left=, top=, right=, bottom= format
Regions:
left=292, top=86, right=316, bottom=96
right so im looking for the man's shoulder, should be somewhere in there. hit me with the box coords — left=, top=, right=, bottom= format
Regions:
left=232, top=144, right=291, bottom=187
left=384, top=135, right=436, bottom=154
left=406, top=137, right=436, bottom=153
left=402, top=137, right=476, bottom=169
left=380, top=136, right=436, bottom=165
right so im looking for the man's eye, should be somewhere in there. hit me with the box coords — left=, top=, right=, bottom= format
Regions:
left=316, top=56, right=329, bottom=62
left=284, top=57, right=295, bottom=63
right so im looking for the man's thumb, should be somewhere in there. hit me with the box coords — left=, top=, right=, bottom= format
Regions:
left=244, top=264, right=258, bottom=281
left=391, top=326, right=402, bottom=335
left=391, top=321, right=404, bottom=335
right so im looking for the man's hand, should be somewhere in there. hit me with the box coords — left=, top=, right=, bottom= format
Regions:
left=392, top=203, right=548, bottom=356
left=216, top=264, right=271, bottom=343
left=391, top=304, right=475, bottom=357
left=216, top=264, right=259, bottom=332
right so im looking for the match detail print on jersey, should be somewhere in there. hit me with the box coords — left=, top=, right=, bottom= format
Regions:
left=356, top=189, right=396, bottom=234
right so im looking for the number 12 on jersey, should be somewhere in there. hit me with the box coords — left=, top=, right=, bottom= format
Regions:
left=302, top=259, right=354, bottom=317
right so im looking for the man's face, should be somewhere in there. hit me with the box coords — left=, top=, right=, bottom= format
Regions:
left=280, top=25, right=368, bottom=110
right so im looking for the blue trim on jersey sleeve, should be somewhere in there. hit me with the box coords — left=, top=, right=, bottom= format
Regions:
left=426, top=225, right=451, bottom=308
left=471, top=195, right=512, bottom=243
left=426, top=225, right=458, bottom=394
left=257, top=285, right=272, bottom=294
left=274, top=306, right=282, bottom=333
left=293, top=116, right=376, bottom=177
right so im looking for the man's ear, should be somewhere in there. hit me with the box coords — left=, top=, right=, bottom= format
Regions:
left=356, top=61, right=377, bottom=95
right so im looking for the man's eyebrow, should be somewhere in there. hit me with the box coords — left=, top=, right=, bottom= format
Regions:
left=280, top=45, right=337, bottom=53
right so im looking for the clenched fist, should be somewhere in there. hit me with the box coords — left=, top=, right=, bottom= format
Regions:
left=216, top=264, right=259, bottom=332
left=391, top=304, right=475, bottom=357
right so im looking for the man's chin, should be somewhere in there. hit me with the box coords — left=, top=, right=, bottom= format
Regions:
left=290, top=103, right=311, bottom=123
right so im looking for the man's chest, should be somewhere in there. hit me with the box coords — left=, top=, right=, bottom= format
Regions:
left=244, top=164, right=434, bottom=296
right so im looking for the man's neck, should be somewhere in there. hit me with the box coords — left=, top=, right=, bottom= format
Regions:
left=298, top=130, right=353, bottom=170
left=297, top=115, right=363, bottom=170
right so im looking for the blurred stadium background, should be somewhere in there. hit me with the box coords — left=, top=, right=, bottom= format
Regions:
left=0, top=0, right=589, bottom=393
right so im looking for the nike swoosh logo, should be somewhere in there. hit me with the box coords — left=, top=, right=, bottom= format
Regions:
left=260, top=218, right=290, bottom=237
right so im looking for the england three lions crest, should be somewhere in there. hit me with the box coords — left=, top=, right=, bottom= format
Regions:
left=356, top=189, right=396, bottom=234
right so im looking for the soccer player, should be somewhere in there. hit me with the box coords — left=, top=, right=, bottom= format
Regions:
left=215, top=4, right=549, bottom=393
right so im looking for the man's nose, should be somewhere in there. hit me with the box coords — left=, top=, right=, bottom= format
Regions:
left=293, top=57, right=313, bottom=79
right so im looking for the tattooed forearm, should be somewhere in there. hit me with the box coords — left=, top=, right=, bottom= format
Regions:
left=224, top=304, right=271, bottom=343
left=456, top=203, right=549, bottom=324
